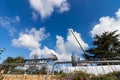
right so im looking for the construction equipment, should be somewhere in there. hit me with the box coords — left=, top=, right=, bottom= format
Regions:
left=70, top=29, right=86, bottom=66
left=70, top=29, right=86, bottom=55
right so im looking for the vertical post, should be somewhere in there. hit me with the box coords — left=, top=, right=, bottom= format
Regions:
left=57, top=65, right=59, bottom=80
left=45, top=63, right=49, bottom=80
left=51, top=63, right=57, bottom=80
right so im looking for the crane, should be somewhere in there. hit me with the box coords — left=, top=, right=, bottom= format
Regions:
left=70, top=29, right=86, bottom=55
left=70, top=29, right=87, bottom=66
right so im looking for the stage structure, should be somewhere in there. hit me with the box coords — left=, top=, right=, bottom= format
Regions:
left=25, top=53, right=58, bottom=63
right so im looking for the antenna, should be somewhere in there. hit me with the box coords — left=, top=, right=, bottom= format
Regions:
left=70, top=29, right=86, bottom=55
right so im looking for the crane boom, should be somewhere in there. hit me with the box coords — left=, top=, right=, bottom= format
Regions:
left=70, top=29, right=86, bottom=55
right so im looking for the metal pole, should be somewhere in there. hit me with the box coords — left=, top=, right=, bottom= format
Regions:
left=70, top=29, right=86, bottom=55
left=46, top=63, right=49, bottom=80
left=0, top=62, right=47, bottom=66
left=51, top=63, right=57, bottom=80
left=57, top=65, right=59, bottom=80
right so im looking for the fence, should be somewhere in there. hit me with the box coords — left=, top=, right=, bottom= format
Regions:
left=0, top=60, right=120, bottom=80
left=0, top=62, right=49, bottom=80
left=51, top=60, right=120, bottom=80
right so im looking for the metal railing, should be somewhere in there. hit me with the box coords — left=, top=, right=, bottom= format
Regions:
left=51, top=60, right=120, bottom=80
left=0, top=62, right=49, bottom=80
left=1, top=60, right=120, bottom=80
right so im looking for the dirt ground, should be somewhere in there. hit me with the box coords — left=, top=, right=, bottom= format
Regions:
left=2, top=74, right=56, bottom=80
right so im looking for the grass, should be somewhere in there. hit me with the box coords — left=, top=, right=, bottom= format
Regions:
left=57, top=71, right=120, bottom=80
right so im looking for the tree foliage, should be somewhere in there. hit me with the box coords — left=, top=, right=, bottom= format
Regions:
left=0, top=56, right=25, bottom=73
left=3, top=56, right=25, bottom=63
left=84, top=30, right=120, bottom=60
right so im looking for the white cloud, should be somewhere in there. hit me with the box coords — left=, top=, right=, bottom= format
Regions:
left=12, top=27, right=49, bottom=50
left=116, top=9, right=120, bottom=18
left=29, top=0, right=70, bottom=19
left=29, top=46, right=57, bottom=58
left=12, top=28, right=88, bottom=61
left=15, top=16, right=20, bottom=22
left=32, top=12, right=39, bottom=21
left=30, top=28, right=88, bottom=61
left=59, top=2, right=69, bottom=13
left=0, top=16, right=20, bottom=36
left=55, top=29, right=88, bottom=61
left=91, top=8, right=120, bottom=38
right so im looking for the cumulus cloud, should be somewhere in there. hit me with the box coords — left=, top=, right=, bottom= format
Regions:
left=91, top=8, right=120, bottom=38
left=29, top=0, right=70, bottom=19
left=56, top=29, right=88, bottom=61
left=12, top=28, right=88, bottom=61
left=0, top=16, right=20, bottom=36
left=12, top=27, right=49, bottom=50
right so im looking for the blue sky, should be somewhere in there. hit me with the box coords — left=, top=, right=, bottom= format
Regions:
left=0, top=0, right=120, bottom=62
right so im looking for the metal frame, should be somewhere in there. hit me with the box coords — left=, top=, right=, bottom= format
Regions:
left=51, top=60, right=120, bottom=80
left=0, top=62, right=49, bottom=80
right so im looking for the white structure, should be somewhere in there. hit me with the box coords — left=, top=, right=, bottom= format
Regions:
left=62, top=65, right=120, bottom=75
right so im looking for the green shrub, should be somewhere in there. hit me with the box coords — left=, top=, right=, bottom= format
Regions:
left=59, top=71, right=120, bottom=80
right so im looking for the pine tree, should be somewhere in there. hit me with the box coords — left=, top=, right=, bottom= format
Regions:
left=84, top=30, right=120, bottom=60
